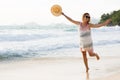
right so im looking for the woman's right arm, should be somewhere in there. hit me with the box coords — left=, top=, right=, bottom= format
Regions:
left=61, top=12, right=80, bottom=25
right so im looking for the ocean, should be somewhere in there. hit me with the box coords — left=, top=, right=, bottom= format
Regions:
left=0, top=23, right=120, bottom=60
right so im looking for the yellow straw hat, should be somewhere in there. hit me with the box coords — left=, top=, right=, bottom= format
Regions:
left=51, top=4, right=62, bottom=16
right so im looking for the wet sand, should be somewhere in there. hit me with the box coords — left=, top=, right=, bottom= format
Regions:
left=0, top=56, right=120, bottom=80
left=0, top=44, right=120, bottom=80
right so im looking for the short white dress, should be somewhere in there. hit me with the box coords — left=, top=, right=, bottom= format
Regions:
left=79, top=22, right=93, bottom=51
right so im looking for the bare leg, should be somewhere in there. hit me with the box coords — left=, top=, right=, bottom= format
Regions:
left=88, top=49, right=100, bottom=60
left=81, top=50, right=89, bottom=72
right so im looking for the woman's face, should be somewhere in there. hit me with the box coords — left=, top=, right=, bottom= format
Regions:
left=82, top=14, right=90, bottom=23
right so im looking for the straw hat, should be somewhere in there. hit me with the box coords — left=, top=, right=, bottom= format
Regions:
left=51, top=4, right=62, bottom=16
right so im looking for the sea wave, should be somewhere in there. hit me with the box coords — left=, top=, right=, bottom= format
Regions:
left=0, top=23, right=119, bottom=60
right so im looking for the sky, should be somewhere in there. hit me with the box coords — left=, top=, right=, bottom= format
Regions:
left=0, top=0, right=119, bottom=25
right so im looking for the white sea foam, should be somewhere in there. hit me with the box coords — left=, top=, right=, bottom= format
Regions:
left=0, top=24, right=119, bottom=59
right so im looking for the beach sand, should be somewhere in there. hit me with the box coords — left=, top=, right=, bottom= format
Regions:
left=0, top=45, right=120, bottom=80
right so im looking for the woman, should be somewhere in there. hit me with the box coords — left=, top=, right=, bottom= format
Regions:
left=61, top=12, right=111, bottom=72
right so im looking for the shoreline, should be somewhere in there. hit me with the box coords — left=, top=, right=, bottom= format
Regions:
left=0, top=44, right=120, bottom=80
left=0, top=56, right=120, bottom=80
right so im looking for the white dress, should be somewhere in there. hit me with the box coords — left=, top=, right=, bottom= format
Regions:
left=79, top=22, right=93, bottom=51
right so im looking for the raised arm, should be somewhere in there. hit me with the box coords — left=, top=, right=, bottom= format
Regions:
left=61, top=12, right=80, bottom=25
left=89, top=19, right=112, bottom=28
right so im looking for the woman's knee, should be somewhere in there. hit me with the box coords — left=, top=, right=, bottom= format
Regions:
left=89, top=53, right=93, bottom=56
left=88, top=52, right=95, bottom=56
left=82, top=51, right=87, bottom=56
left=88, top=49, right=95, bottom=56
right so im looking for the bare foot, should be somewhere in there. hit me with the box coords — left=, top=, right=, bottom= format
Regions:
left=95, top=53, right=100, bottom=60
left=86, top=67, right=89, bottom=72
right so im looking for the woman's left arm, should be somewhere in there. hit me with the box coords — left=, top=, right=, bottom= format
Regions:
left=89, top=19, right=112, bottom=28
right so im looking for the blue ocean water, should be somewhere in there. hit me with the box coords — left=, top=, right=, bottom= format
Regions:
left=0, top=23, right=120, bottom=60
